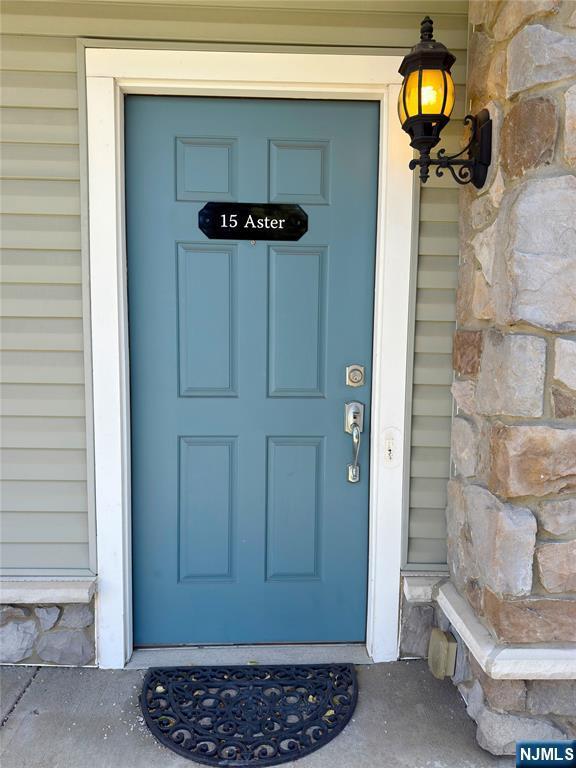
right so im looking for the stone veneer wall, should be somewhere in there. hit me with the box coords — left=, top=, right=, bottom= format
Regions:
left=0, top=601, right=95, bottom=666
left=446, top=0, right=576, bottom=754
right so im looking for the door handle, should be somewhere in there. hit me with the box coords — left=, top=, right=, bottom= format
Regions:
left=348, top=423, right=361, bottom=483
left=345, top=402, right=364, bottom=483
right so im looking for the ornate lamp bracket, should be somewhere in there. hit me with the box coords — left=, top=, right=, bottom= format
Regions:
left=408, top=109, right=493, bottom=188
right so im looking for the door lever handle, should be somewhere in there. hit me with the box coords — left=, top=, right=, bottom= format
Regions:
left=348, top=422, right=361, bottom=483
left=345, top=401, right=364, bottom=483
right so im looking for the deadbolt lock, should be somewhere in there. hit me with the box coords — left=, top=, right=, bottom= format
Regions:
left=346, top=364, right=365, bottom=387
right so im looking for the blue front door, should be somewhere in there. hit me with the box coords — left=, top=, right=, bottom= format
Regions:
left=127, top=96, right=379, bottom=646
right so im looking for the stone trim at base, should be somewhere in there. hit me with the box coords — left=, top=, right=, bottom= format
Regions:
left=437, top=583, right=576, bottom=680
left=0, top=599, right=96, bottom=666
left=0, top=578, right=96, bottom=605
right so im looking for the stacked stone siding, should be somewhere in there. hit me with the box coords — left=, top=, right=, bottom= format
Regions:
left=447, top=0, right=576, bottom=754
left=0, top=601, right=95, bottom=666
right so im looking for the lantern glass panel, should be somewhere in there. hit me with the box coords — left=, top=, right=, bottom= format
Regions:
left=398, top=80, right=408, bottom=124
left=397, top=68, right=455, bottom=125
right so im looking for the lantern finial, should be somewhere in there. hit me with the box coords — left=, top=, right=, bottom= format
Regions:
left=420, top=17, right=435, bottom=42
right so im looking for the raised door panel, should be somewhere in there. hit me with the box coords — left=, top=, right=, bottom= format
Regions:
left=269, top=140, right=330, bottom=205
left=265, top=437, right=323, bottom=580
left=176, top=137, right=237, bottom=202
left=177, top=244, right=237, bottom=397
left=178, top=437, right=236, bottom=581
left=267, top=246, right=327, bottom=398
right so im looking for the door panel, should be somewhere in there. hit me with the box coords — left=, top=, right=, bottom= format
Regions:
left=177, top=244, right=237, bottom=396
left=126, top=96, right=379, bottom=645
left=178, top=437, right=236, bottom=581
left=268, top=246, right=327, bottom=397
left=266, top=436, right=324, bottom=580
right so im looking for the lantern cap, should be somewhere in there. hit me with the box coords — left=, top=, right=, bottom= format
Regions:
left=398, top=16, right=456, bottom=77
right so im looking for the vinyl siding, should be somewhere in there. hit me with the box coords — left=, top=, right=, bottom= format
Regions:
left=0, top=1, right=465, bottom=574
left=0, top=29, right=88, bottom=573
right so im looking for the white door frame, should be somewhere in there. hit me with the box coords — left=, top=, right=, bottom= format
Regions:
left=85, top=47, right=416, bottom=669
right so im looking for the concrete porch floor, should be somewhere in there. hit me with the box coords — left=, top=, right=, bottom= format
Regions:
left=1, top=661, right=513, bottom=768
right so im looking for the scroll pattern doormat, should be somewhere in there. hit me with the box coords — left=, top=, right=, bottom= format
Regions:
left=140, top=663, right=358, bottom=766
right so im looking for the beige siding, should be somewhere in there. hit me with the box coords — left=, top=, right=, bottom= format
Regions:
left=408, top=183, right=458, bottom=567
left=0, top=32, right=86, bottom=572
left=1, top=2, right=468, bottom=49
left=0, top=2, right=465, bottom=574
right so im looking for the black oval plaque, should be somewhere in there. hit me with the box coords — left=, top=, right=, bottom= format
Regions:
left=199, top=202, right=308, bottom=241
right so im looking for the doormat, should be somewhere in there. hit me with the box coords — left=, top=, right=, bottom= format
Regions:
left=140, top=663, right=358, bottom=766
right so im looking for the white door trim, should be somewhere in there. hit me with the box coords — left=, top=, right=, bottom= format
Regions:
left=85, top=48, right=415, bottom=668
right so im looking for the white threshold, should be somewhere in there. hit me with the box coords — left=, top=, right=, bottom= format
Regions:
left=0, top=577, right=96, bottom=605
left=127, top=644, right=372, bottom=669
left=437, top=582, right=576, bottom=681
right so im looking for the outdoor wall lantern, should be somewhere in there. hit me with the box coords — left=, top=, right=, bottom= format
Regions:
left=398, top=16, right=492, bottom=187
